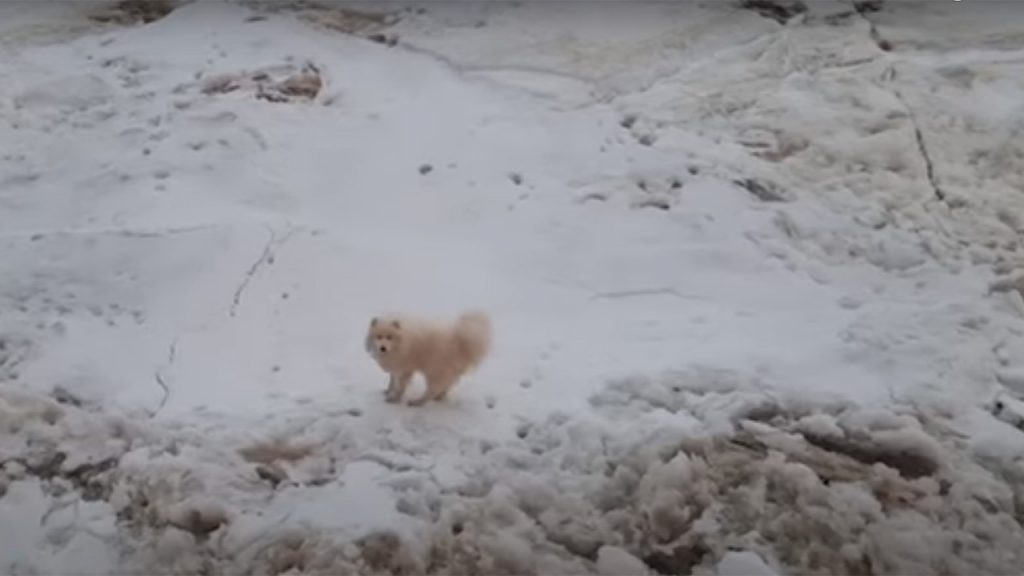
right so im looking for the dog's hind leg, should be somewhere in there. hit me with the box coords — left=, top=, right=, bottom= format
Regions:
left=408, top=372, right=454, bottom=407
left=434, top=378, right=459, bottom=401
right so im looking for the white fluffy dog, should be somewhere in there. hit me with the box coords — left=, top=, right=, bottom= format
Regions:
left=365, top=310, right=492, bottom=406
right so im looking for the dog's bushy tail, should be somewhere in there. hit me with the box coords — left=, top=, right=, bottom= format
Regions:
left=454, top=309, right=492, bottom=371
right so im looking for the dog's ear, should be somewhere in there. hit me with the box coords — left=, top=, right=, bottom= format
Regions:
left=391, top=320, right=401, bottom=329
left=370, top=317, right=378, bottom=327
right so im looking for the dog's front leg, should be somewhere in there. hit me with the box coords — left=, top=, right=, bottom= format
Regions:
left=386, top=372, right=412, bottom=403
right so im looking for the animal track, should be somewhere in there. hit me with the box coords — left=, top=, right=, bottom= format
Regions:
left=3, top=264, right=145, bottom=330
left=618, top=112, right=659, bottom=147
left=632, top=175, right=689, bottom=211
left=631, top=197, right=671, bottom=211
left=577, top=192, right=607, bottom=204
left=101, top=56, right=152, bottom=90
left=520, top=340, right=563, bottom=394
left=0, top=335, right=32, bottom=382
left=368, top=33, right=400, bottom=47
left=574, top=173, right=686, bottom=211
left=735, top=178, right=788, bottom=202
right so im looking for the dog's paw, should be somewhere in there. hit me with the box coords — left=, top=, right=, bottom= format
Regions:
left=407, top=398, right=427, bottom=407
left=385, top=394, right=401, bottom=404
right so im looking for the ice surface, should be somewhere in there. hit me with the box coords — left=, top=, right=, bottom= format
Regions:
left=2, top=1, right=1024, bottom=574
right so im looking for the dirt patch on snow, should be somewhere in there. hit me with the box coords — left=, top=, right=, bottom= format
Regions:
left=200, top=62, right=323, bottom=103
left=244, top=2, right=398, bottom=38
left=90, top=0, right=178, bottom=26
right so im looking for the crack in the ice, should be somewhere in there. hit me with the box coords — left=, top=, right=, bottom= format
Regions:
left=386, top=37, right=646, bottom=109
left=892, top=85, right=946, bottom=203
left=151, top=338, right=177, bottom=417
left=229, top=228, right=276, bottom=318
left=395, top=41, right=598, bottom=85
left=153, top=373, right=170, bottom=415
left=40, top=495, right=80, bottom=527
left=852, top=0, right=891, bottom=52
left=590, top=287, right=699, bottom=301
left=910, top=120, right=945, bottom=202
left=356, top=452, right=421, bottom=473
left=852, top=4, right=946, bottom=204
left=8, top=223, right=218, bottom=241
left=228, top=227, right=298, bottom=318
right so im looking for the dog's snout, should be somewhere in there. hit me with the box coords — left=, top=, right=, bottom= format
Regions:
left=378, top=344, right=387, bottom=353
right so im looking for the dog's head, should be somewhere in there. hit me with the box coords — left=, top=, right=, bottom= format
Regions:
left=366, top=316, right=402, bottom=359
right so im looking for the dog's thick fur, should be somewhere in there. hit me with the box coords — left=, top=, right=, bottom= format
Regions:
left=365, top=310, right=492, bottom=406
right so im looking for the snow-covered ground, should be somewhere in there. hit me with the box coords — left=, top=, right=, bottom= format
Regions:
left=2, top=0, right=1024, bottom=574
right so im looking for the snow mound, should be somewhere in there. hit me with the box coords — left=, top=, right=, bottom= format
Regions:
left=13, top=75, right=114, bottom=110
left=715, top=550, right=778, bottom=576
left=597, top=545, right=651, bottom=575
left=3, top=375, right=1023, bottom=575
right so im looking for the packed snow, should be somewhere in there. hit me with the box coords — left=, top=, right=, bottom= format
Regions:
left=2, top=0, right=1024, bottom=574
